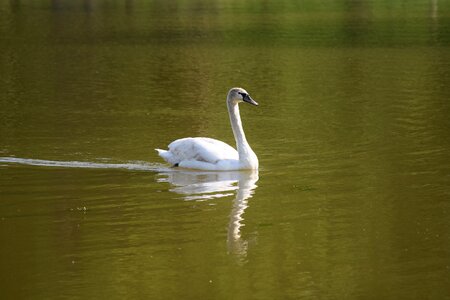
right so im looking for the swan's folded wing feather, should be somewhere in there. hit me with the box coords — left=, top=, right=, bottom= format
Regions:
left=168, top=137, right=238, bottom=164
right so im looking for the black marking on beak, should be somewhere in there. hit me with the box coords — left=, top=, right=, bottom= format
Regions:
left=239, top=92, right=259, bottom=106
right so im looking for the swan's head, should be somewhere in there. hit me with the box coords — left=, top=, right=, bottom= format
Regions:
left=228, top=87, right=258, bottom=106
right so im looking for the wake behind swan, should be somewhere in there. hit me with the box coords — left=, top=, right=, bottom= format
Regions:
left=0, top=157, right=167, bottom=172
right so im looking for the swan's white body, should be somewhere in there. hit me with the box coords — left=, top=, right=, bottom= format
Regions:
left=156, top=88, right=259, bottom=171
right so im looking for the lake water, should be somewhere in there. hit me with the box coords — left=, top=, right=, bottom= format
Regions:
left=1, top=1, right=450, bottom=299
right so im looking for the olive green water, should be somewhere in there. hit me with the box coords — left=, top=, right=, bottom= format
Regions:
left=1, top=1, right=450, bottom=299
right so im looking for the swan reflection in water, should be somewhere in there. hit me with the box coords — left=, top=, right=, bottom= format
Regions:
left=157, top=169, right=259, bottom=259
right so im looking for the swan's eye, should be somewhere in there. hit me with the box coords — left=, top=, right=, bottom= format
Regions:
left=238, top=92, right=246, bottom=98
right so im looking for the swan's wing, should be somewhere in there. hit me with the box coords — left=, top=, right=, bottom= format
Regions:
left=167, top=137, right=238, bottom=164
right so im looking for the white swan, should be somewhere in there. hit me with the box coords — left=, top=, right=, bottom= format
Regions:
left=155, top=87, right=259, bottom=171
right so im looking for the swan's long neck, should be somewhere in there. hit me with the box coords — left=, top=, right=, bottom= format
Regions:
left=227, top=100, right=255, bottom=160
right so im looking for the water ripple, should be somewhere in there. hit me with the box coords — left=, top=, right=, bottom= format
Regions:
left=0, top=157, right=168, bottom=172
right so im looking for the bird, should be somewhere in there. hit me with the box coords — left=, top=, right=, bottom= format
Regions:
left=155, top=87, right=259, bottom=171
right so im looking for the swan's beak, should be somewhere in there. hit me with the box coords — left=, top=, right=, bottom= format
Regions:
left=243, top=94, right=258, bottom=106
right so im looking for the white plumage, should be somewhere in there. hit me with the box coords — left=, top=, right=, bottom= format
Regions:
left=156, top=87, right=259, bottom=171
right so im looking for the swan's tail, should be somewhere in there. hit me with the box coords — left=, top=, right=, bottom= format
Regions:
left=155, top=149, right=168, bottom=159
left=155, top=148, right=166, bottom=156
left=155, top=148, right=177, bottom=165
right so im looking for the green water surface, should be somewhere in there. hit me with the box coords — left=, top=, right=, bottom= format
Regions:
left=1, top=1, right=450, bottom=299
